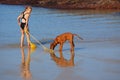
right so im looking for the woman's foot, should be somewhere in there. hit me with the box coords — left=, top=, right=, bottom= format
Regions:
left=20, top=45, right=24, bottom=48
left=28, top=43, right=31, bottom=48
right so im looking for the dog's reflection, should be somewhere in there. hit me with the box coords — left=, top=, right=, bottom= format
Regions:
left=20, top=47, right=33, bottom=80
left=50, top=51, right=75, bottom=67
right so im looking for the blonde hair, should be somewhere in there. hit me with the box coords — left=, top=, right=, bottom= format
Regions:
left=25, top=6, right=32, bottom=12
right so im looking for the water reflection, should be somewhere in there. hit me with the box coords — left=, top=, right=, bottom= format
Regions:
left=50, top=51, right=75, bottom=67
left=20, top=47, right=35, bottom=80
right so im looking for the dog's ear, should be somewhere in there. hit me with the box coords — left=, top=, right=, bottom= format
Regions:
left=50, top=42, right=57, bottom=50
left=50, top=42, right=54, bottom=49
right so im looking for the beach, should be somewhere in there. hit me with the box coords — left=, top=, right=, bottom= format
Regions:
left=0, top=4, right=120, bottom=80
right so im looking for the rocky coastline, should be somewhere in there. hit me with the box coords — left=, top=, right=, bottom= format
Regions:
left=0, top=0, right=120, bottom=9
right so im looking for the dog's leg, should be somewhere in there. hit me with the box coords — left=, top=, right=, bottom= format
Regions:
left=69, top=40, right=74, bottom=52
left=59, top=43, right=63, bottom=51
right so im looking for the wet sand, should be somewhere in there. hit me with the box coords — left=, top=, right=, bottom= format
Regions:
left=0, top=38, right=120, bottom=80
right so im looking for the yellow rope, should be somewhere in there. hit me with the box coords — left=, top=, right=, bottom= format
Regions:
left=24, top=29, right=54, bottom=53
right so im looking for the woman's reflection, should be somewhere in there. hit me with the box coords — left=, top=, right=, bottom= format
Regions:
left=20, top=47, right=33, bottom=80
left=50, top=51, right=75, bottom=67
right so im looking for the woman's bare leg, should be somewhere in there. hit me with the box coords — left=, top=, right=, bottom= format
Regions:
left=20, top=29, right=25, bottom=47
left=25, top=31, right=31, bottom=47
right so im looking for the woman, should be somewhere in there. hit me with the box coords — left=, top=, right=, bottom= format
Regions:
left=17, top=6, right=32, bottom=47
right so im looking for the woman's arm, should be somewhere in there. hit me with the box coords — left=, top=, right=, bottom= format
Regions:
left=17, top=14, right=21, bottom=26
left=25, top=13, right=30, bottom=28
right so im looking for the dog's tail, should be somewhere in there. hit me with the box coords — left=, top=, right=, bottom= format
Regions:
left=73, top=34, right=83, bottom=40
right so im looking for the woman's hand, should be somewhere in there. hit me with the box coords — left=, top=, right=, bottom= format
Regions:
left=18, top=22, right=21, bottom=26
left=24, top=27, right=28, bottom=33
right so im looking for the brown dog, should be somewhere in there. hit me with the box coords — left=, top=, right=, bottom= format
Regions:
left=50, top=32, right=83, bottom=51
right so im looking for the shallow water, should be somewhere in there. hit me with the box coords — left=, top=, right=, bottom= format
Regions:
left=0, top=4, right=120, bottom=80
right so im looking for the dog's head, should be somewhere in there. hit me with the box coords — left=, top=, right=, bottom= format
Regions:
left=50, top=41, right=57, bottom=50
